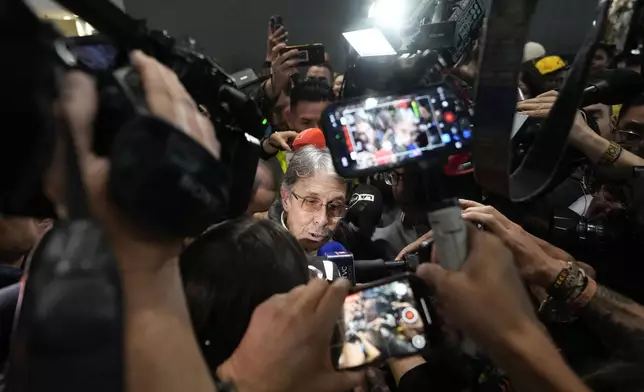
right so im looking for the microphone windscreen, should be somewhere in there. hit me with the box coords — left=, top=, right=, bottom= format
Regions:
left=317, top=241, right=347, bottom=256
left=346, top=184, right=384, bottom=229
left=293, top=128, right=326, bottom=150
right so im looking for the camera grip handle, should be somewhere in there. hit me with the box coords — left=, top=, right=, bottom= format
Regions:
left=427, top=200, right=468, bottom=271
left=427, top=200, right=478, bottom=357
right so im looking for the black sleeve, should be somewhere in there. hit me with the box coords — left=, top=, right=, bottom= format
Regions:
left=397, top=362, right=435, bottom=392
left=398, top=353, right=472, bottom=392
left=0, top=283, right=20, bottom=367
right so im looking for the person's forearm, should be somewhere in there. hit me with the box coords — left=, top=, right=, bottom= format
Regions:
left=120, top=257, right=216, bottom=392
left=486, top=324, right=590, bottom=392
left=529, top=258, right=644, bottom=360
left=579, top=284, right=644, bottom=360
left=263, top=78, right=276, bottom=100
left=569, top=124, right=644, bottom=167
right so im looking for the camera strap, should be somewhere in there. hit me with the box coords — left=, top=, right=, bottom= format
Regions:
left=61, top=121, right=91, bottom=220
left=8, top=120, right=124, bottom=391
left=473, top=0, right=611, bottom=201
left=471, top=0, right=539, bottom=197
left=509, top=0, right=611, bottom=201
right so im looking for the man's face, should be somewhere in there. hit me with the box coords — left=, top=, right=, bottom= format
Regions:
left=590, top=49, right=610, bottom=77
left=584, top=104, right=613, bottom=140
left=616, top=104, right=644, bottom=157
left=306, top=66, right=332, bottom=85
left=0, top=217, right=40, bottom=263
left=394, top=119, right=417, bottom=147
left=288, top=101, right=328, bottom=131
left=281, top=173, right=346, bottom=252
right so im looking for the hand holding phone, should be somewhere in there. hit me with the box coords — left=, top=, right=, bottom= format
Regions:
left=269, top=15, right=284, bottom=34
left=333, top=273, right=440, bottom=370
left=267, top=16, right=288, bottom=61
left=270, top=44, right=301, bottom=97
left=280, top=44, right=326, bottom=67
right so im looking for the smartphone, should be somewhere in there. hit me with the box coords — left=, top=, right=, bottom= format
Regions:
left=321, top=86, right=472, bottom=178
left=281, top=44, right=325, bottom=66
left=333, top=273, right=439, bottom=370
left=62, top=35, right=119, bottom=72
left=270, top=15, right=284, bottom=34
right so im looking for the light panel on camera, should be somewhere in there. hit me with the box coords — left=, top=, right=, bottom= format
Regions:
left=343, top=28, right=397, bottom=57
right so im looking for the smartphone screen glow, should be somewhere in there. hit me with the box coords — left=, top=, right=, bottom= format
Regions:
left=325, top=87, right=472, bottom=173
left=334, top=278, right=429, bottom=370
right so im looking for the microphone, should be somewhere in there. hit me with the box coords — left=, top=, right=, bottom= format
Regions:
left=293, top=128, right=327, bottom=150
left=581, top=69, right=644, bottom=107
left=345, top=184, right=384, bottom=232
left=317, top=241, right=355, bottom=284
left=317, top=241, right=346, bottom=255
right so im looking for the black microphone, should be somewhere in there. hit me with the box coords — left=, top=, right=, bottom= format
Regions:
left=352, top=258, right=417, bottom=283
left=346, top=184, right=384, bottom=232
left=581, top=69, right=644, bottom=107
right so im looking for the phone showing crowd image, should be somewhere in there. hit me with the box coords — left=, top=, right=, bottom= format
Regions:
left=333, top=273, right=439, bottom=371
left=281, top=44, right=325, bottom=67
left=321, top=86, right=473, bottom=178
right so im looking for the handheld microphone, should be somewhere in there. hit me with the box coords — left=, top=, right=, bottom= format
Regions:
left=346, top=184, right=384, bottom=232
left=293, top=128, right=327, bottom=150
left=581, top=69, right=644, bottom=107
left=316, top=241, right=353, bottom=283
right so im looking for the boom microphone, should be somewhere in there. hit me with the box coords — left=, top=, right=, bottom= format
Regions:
left=581, top=69, right=644, bottom=107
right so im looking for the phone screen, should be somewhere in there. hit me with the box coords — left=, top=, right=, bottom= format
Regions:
left=67, top=40, right=118, bottom=71
left=334, top=277, right=431, bottom=370
left=323, top=87, right=472, bottom=175
left=270, top=15, right=284, bottom=33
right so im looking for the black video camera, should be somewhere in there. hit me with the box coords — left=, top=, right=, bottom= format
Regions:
left=1, top=0, right=266, bottom=238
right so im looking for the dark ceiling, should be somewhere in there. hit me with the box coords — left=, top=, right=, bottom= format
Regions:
left=122, top=0, right=598, bottom=73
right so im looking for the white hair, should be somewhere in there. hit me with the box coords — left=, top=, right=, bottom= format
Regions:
left=282, top=146, right=343, bottom=191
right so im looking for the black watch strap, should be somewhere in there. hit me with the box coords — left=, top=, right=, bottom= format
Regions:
left=214, top=374, right=238, bottom=392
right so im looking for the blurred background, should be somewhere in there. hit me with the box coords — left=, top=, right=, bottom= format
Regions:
left=26, top=0, right=597, bottom=76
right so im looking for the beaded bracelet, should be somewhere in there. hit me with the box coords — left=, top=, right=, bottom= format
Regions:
left=570, top=277, right=597, bottom=310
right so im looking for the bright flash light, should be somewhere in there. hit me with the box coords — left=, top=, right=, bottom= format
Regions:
left=365, top=98, right=378, bottom=109
left=369, top=0, right=406, bottom=30
left=343, top=28, right=397, bottom=57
